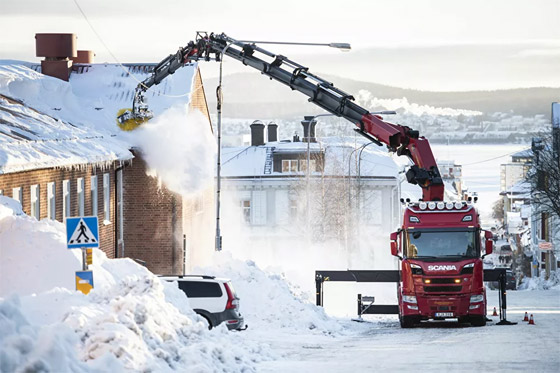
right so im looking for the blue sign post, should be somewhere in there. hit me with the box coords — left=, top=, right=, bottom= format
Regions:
left=76, top=270, right=94, bottom=295
left=66, top=216, right=99, bottom=293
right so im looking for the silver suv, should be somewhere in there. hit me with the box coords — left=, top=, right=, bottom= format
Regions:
left=160, top=275, right=246, bottom=330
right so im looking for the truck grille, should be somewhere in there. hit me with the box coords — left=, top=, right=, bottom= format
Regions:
left=424, top=286, right=462, bottom=292
left=426, top=278, right=457, bottom=284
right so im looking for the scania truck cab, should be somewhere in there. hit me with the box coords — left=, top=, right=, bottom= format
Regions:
left=391, top=201, right=494, bottom=327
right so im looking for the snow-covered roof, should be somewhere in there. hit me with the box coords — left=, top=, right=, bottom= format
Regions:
left=221, top=137, right=398, bottom=178
left=0, top=93, right=132, bottom=174
left=511, top=148, right=532, bottom=159
left=501, top=180, right=531, bottom=198
left=0, top=61, right=199, bottom=173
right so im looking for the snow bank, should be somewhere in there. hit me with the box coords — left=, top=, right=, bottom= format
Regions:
left=198, top=253, right=351, bottom=336
left=0, top=197, right=268, bottom=372
left=518, top=270, right=560, bottom=291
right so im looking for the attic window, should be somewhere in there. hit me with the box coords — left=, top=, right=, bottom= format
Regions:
left=282, top=160, right=298, bottom=173
left=300, top=159, right=316, bottom=172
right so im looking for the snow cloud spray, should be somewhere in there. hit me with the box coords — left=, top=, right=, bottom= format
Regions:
left=129, top=105, right=216, bottom=196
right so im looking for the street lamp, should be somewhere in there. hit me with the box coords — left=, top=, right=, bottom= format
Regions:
left=238, top=40, right=351, bottom=51
left=214, top=39, right=351, bottom=251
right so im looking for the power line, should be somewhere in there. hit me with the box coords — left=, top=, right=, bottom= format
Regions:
left=461, top=147, right=530, bottom=166
left=71, top=0, right=195, bottom=98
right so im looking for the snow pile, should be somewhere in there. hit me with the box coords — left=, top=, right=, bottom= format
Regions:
left=518, top=270, right=560, bottom=291
left=127, top=106, right=216, bottom=195
left=0, top=197, right=268, bottom=372
left=198, top=254, right=349, bottom=336
left=0, top=296, right=90, bottom=372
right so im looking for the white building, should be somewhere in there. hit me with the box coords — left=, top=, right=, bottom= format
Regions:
left=219, top=120, right=400, bottom=268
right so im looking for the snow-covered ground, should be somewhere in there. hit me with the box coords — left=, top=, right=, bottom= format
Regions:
left=257, top=289, right=560, bottom=372
left=3, top=193, right=559, bottom=372
left=0, top=196, right=355, bottom=372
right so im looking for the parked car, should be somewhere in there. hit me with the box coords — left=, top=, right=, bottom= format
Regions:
left=160, top=275, right=246, bottom=330
left=488, top=270, right=516, bottom=290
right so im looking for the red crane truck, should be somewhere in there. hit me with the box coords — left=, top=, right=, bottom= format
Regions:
left=118, top=32, right=495, bottom=327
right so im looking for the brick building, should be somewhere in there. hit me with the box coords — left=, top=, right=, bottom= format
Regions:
left=1, top=35, right=214, bottom=274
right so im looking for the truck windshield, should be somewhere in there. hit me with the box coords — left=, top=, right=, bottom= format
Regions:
left=405, top=229, right=478, bottom=259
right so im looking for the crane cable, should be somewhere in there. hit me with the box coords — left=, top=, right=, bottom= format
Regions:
left=71, top=0, right=199, bottom=98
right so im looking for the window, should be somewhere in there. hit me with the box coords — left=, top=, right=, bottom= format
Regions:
left=241, top=200, right=251, bottom=223
left=77, top=178, right=85, bottom=216
left=30, top=184, right=40, bottom=219
left=103, top=173, right=110, bottom=222
left=289, top=198, right=298, bottom=218
left=12, top=187, right=22, bottom=204
left=282, top=159, right=298, bottom=173
left=0, top=190, right=3, bottom=195
left=63, top=180, right=71, bottom=218
left=299, top=159, right=316, bottom=173
left=90, top=175, right=98, bottom=215
left=195, top=194, right=204, bottom=214
left=177, top=281, right=223, bottom=298
left=47, top=182, right=56, bottom=220
left=405, top=229, right=478, bottom=259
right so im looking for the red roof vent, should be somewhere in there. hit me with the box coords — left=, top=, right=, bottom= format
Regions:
left=35, top=33, right=77, bottom=81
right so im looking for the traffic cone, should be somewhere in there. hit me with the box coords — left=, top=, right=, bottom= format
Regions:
left=493, top=307, right=498, bottom=316
left=523, top=312, right=529, bottom=322
left=528, top=314, right=535, bottom=325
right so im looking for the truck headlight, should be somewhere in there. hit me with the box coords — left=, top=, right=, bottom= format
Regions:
left=402, top=295, right=417, bottom=304
left=470, top=294, right=484, bottom=303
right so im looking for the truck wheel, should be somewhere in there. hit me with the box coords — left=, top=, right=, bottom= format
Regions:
left=470, top=315, right=486, bottom=327
left=399, top=315, right=416, bottom=328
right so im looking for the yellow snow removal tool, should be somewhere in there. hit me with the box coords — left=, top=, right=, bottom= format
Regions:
left=116, top=108, right=151, bottom=131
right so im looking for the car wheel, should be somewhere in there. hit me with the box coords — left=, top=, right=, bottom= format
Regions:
left=197, top=313, right=213, bottom=330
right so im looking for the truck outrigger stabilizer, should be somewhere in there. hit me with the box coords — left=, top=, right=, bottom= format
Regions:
left=315, top=268, right=517, bottom=327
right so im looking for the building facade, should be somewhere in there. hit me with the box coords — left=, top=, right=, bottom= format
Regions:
left=219, top=120, right=400, bottom=268
left=1, top=35, right=214, bottom=275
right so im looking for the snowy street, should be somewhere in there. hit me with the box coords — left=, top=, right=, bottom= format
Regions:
left=255, top=290, right=560, bottom=372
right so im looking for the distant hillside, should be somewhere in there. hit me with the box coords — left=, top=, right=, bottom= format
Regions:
left=204, top=72, right=559, bottom=119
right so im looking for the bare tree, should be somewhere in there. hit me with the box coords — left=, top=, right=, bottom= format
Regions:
left=529, top=135, right=560, bottom=219
left=492, top=198, right=504, bottom=220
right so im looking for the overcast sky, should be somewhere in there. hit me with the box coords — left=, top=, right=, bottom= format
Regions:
left=1, top=0, right=559, bottom=90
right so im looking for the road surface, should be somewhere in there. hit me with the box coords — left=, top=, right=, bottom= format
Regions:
left=256, top=289, right=560, bottom=372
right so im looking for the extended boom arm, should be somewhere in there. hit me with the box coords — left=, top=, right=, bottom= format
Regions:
left=119, top=32, right=444, bottom=201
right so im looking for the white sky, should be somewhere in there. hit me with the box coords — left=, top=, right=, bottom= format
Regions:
left=1, top=0, right=559, bottom=90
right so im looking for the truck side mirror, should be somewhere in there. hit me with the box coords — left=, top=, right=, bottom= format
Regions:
left=390, top=231, right=400, bottom=258
left=484, top=230, right=493, bottom=256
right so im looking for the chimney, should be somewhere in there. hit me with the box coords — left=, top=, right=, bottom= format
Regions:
left=71, top=50, right=95, bottom=64
left=267, top=122, right=278, bottom=142
left=301, top=116, right=317, bottom=143
left=35, top=33, right=77, bottom=81
left=250, top=120, right=265, bottom=146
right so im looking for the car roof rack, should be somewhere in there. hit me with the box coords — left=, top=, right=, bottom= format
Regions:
left=158, top=274, right=216, bottom=279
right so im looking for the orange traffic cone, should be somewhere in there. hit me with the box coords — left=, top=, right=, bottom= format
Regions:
left=528, top=314, right=535, bottom=325
left=493, top=307, right=498, bottom=316
left=523, top=312, right=529, bottom=322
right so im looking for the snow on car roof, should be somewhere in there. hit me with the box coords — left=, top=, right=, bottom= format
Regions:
left=0, top=61, right=198, bottom=173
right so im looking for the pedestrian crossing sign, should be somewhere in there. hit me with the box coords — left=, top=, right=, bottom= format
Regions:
left=66, top=216, right=99, bottom=249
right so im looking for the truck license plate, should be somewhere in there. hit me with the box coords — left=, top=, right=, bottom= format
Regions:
left=435, top=312, right=454, bottom=317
